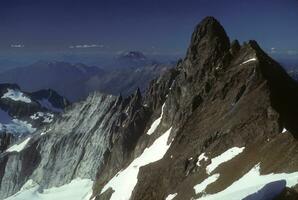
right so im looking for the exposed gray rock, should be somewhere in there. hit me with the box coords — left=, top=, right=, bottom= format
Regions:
left=0, top=88, right=150, bottom=199
left=0, top=92, right=118, bottom=198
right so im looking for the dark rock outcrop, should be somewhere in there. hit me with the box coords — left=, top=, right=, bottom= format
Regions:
left=0, top=133, right=15, bottom=153
left=94, top=17, right=298, bottom=200
left=30, top=88, right=69, bottom=111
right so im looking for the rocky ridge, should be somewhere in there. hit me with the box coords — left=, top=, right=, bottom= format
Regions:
left=1, top=17, right=298, bottom=200
left=94, top=17, right=298, bottom=200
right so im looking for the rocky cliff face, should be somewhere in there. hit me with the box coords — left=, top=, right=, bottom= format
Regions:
left=0, top=89, right=150, bottom=199
left=93, top=17, right=298, bottom=200
left=2, top=16, right=298, bottom=200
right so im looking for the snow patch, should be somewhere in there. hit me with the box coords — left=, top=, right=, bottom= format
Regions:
left=6, top=137, right=31, bottom=152
left=40, top=128, right=52, bottom=136
left=197, top=153, right=208, bottom=167
left=1, top=89, right=31, bottom=103
left=194, top=174, right=220, bottom=194
left=147, top=103, right=165, bottom=135
left=30, top=112, right=54, bottom=123
left=101, top=127, right=173, bottom=200
left=206, top=147, right=244, bottom=174
left=241, top=58, right=257, bottom=65
left=197, top=164, right=298, bottom=200
left=165, top=193, right=178, bottom=200
left=4, top=178, right=93, bottom=200
left=0, top=119, right=36, bottom=136
left=282, top=128, right=287, bottom=133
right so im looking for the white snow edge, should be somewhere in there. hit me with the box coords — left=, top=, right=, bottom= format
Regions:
left=101, top=127, right=173, bottom=200
left=241, top=58, right=257, bottom=65
left=147, top=103, right=165, bottom=135
left=206, top=147, right=245, bottom=174
left=165, top=193, right=178, bottom=200
left=6, top=137, right=31, bottom=153
left=194, top=174, right=220, bottom=194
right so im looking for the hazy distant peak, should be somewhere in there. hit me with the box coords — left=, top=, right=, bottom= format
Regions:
left=117, top=51, right=147, bottom=61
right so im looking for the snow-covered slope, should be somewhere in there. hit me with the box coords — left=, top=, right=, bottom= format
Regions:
left=100, top=127, right=173, bottom=200
left=4, top=178, right=93, bottom=200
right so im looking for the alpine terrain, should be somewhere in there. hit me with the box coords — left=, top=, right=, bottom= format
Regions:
left=0, top=84, right=69, bottom=153
left=1, top=17, right=298, bottom=200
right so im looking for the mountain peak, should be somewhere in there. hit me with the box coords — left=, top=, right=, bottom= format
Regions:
left=118, top=51, right=147, bottom=61
left=186, top=16, right=230, bottom=62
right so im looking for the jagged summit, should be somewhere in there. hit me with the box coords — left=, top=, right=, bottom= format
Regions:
left=186, top=16, right=230, bottom=62
left=230, top=40, right=240, bottom=56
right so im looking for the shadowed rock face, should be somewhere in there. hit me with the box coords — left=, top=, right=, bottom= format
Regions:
left=2, top=17, right=298, bottom=200
left=274, top=187, right=298, bottom=200
left=0, top=133, right=15, bottom=153
left=94, top=17, right=298, bottom=200
left=186, top=16, right=230, bottom=63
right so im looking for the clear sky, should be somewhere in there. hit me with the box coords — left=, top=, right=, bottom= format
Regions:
left=0, top=0, right=298, bottom=61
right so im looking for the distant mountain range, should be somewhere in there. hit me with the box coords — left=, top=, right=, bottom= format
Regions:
left=0, top=52, right=174, bottom=101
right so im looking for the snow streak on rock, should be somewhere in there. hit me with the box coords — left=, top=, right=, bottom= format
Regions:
left=101, top=127, right=173, bottom=200
left=165, top=193, right=178, bottom=200
left=240, top=58, right=257, bottom=65
left=6, top=137, right=31, bottom=152
left=146, top=103, right=165, bottom=135
left=206, top=147, right=245, bottom=174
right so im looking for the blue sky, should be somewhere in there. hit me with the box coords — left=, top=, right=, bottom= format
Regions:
left=0, top=0, right=297, bottom=61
